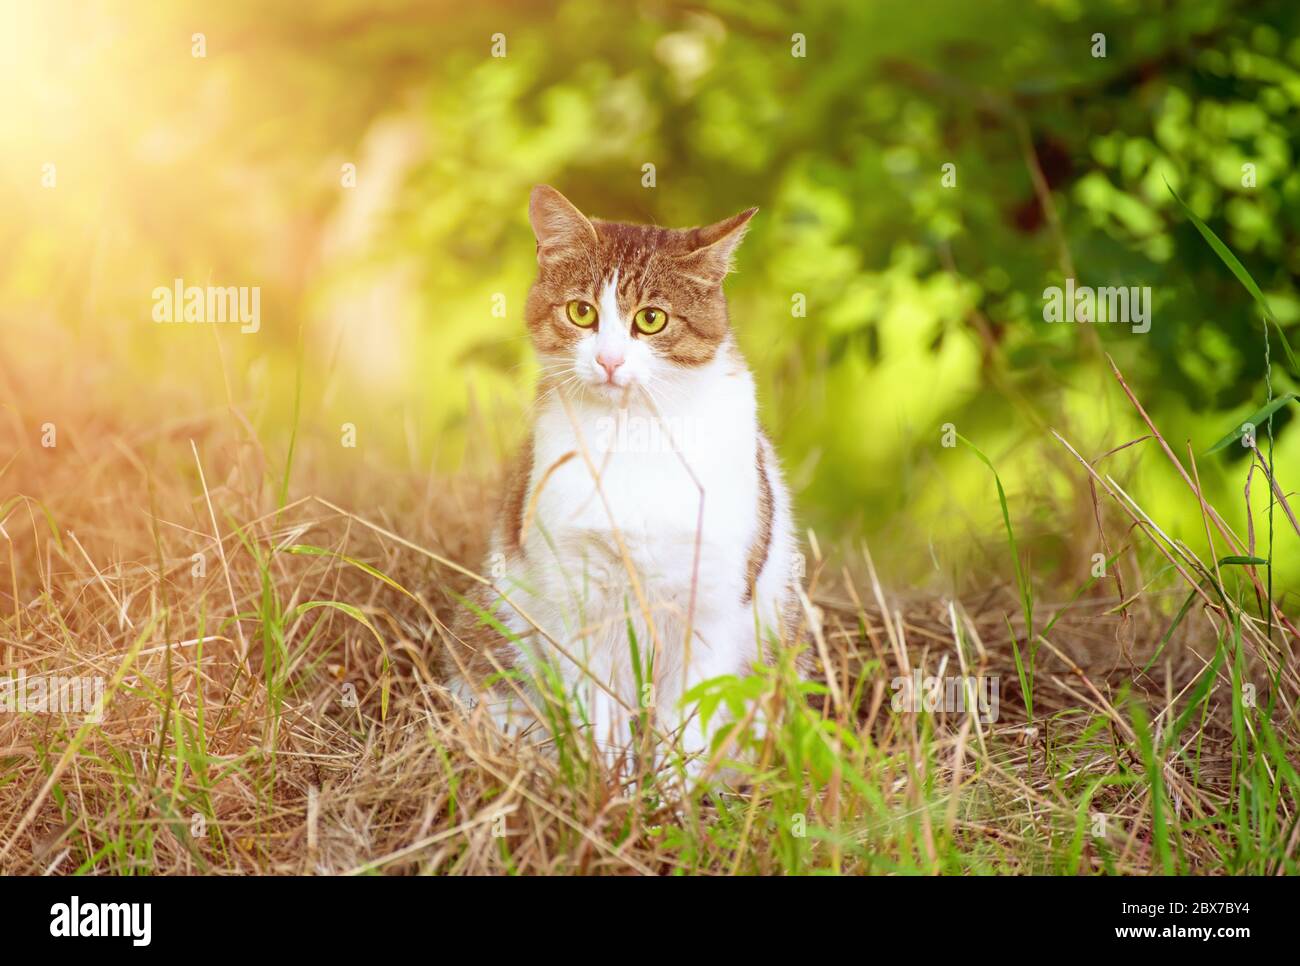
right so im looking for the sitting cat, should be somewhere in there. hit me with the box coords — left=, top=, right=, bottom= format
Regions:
left=445, top=185, right=801, bottom=775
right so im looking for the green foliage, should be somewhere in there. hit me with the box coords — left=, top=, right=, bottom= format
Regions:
left=4, top=0, right=1299, bottom=590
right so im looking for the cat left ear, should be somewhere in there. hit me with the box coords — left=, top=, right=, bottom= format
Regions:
left=677, top=207, right=758, bottom=285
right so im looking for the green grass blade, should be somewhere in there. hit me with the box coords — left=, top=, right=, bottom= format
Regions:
left=1204, top=393, right=1298, bottom=455
left=1168, top=182, right=1300, bottom=376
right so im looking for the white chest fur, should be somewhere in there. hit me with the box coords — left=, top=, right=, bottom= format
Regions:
left=529, top=357, right=759, bottom=599
left=485, top=348, right=794, bottom=758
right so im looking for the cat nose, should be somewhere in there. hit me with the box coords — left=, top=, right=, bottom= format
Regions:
left=596, top=350, right=624, bottom=383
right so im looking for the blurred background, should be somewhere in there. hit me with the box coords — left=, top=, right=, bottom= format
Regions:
left=2, top=0, right=1297, bottom=597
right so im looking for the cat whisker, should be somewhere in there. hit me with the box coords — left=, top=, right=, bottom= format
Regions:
left=531, top=367, right=575, bottom=381
left=636, top=381, right=679, bottom=416
left=528, top=371, right=585, bottom=416
left=635, top=384, right=665, bottom=415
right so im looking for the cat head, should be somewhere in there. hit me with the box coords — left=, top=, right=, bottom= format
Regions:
left=524, top=185, right=755, bottom=403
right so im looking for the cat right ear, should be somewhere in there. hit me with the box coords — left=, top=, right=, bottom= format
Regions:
left=529, top=185, right=597, bottom=264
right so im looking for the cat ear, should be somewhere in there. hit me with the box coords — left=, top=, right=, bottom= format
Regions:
left=677, top=207, right=758, bottom=285
left=529, top=185, right=598, bottom=263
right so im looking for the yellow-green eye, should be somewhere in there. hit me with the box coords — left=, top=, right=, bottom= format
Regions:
left=633, top=306, right=668, bottom=335
left=565, top=300, right=598, bottom=327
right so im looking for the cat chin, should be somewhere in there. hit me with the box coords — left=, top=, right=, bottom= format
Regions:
left=588, top=381, right=638, bottom=403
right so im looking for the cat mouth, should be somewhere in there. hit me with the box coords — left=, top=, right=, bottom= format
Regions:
left=590, top=380, right=634, bottom=402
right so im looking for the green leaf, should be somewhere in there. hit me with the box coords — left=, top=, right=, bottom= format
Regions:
left=1143, top=554, right=1263, bottom=673
left=1167, top=182, right=1300, bottom=377
left=1204, top=393, right=1298, bottom=455
left=288, top=599, right=391, bottom=720
left=284, top=544, right=420, bottom=603
left=957, top=434, right=1033, bottom=644
left=1165, top=639, right=1225, bottom=750
left=1007, top=615, right=1032, bottom=721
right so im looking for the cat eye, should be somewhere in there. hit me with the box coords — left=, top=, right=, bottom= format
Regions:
left=633, top=306, right=668, bottom=335
left=565, top=300, right=598, bottom=328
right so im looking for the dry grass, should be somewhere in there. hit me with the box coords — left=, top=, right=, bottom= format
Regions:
left=1, top=359, right=1297, bottom=875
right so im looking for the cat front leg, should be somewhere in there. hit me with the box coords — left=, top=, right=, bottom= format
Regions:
left=639, top=607, right=757, bottom=780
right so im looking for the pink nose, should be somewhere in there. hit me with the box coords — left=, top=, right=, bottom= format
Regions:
left=596, top=351, right=623, bottom=383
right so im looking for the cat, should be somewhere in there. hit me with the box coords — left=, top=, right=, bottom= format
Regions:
left=444, top=185, right=802, bottom=776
